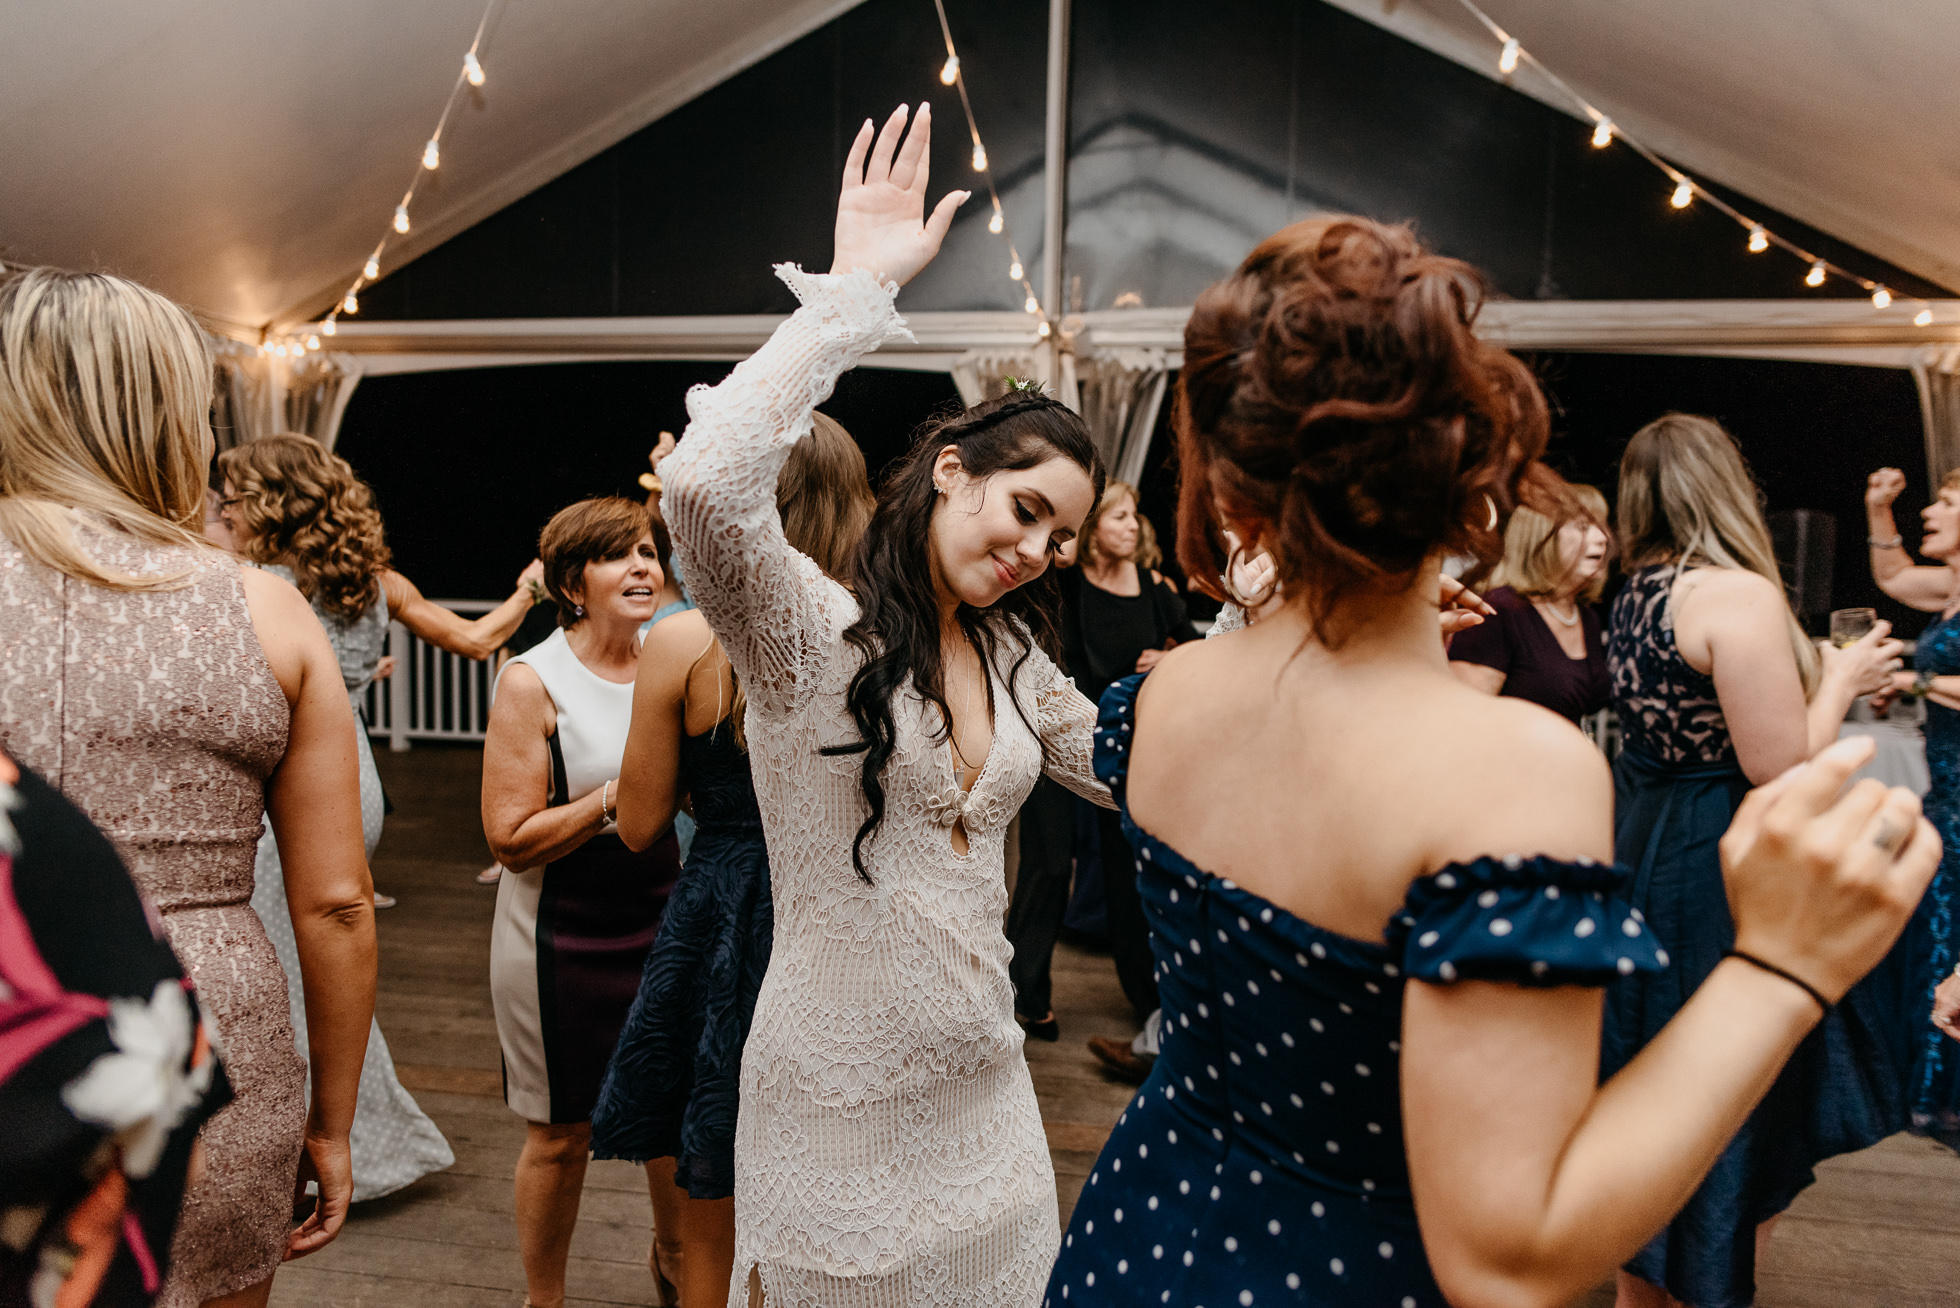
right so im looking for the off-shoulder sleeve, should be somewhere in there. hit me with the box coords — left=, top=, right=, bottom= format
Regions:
left=1387, top=854, right=1670, bottom=987
left=659, top=264, right=913, bottom=719
left=1206, top=603, right=1246, bottom=638
left=1020, top=637, right=1114, bottom=809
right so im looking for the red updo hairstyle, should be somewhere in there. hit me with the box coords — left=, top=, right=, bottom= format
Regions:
left=1174, top=217, right=1550, bottom=642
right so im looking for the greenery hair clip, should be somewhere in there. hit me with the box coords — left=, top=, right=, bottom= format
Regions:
left=1002, top=375, right=1046, bottom=396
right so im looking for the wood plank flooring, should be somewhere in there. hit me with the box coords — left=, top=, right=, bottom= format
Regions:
left=269, top=744, right=1960, bottom=1307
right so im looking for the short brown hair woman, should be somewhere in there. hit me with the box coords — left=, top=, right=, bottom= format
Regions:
left=0, top=267, right=378, bottom=1304
left=481, top=497, right=684, bottom=1308
left=1447, top=475, right=1613, bottom=722
left=1041, top=218, right=1936, bottom=1308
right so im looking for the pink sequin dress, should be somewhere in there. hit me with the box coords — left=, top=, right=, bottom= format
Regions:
left=0, top=520, right=304, bottom=1306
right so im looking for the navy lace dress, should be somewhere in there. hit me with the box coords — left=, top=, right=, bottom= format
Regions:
left=590, top=719, right=771, bottom=1199
left=1043, top=676, right=1666, bottom=1308
left=1605, top=565, right=1902, bottom=1308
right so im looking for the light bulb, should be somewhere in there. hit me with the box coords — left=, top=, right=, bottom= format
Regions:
left=1008, top=259, right=1023, bottom=281
left=1670, top=180, right=1693, bottom=209
left=464, top=52, right=485, bottom=86
left=1917, top=308, right=1935, bottom=327
left=364, top=256, right=381, bottom=280
left=971, top=143, right=988, bottom=172
left=322, top=318, right=337, bottom=337
left=1805, top=260, right=1827, bottom=287
left=1036, top=320, right=1052, bottom=339
left=423, top=139, right=440, bottom=170
left=1025, top=294, right=1039, bottom=313
left=988, top=210, right=1004, bottom=235
left=1498, top=38, right=1520, bottom=74
left=1591, top=119, right=1613, bottom=148
left=940, top=54, right=960, bottom=85
left=343, top=292, right=360, bottom=314
left=1747, top=225, right=1768, bottom=253
left=305, top=334, right=321, bottom=351
left=272, top=342, right=288, bottom=357
left=259, top=341, right=273, bottom=355
left=393, top=204, right=411, bottom=234
left=1872, top=285, right=1892, bottom=308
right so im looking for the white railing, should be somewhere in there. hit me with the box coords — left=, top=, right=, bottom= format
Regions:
left=360, top=600, right=502, bottom=752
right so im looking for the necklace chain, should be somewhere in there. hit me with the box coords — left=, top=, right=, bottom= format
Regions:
left=1539, top=597, right=1581, bottom=626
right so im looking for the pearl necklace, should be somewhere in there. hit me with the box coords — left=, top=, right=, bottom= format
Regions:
left=1539, top=597, right=1581, bottom=626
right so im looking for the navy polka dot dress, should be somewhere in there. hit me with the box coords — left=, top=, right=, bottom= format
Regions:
left=1042, top=676, right=1668, bottom=1307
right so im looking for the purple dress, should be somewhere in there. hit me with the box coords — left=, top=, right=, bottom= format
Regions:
left=1447, top=585, right=1608, bottom=722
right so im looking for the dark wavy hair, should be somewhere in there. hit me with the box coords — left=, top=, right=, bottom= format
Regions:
left=824, top=393, right=1103, bottom=879
left=218, top=432, right=392, bottom=620
left=1175, top=216, right=1548, bottom=641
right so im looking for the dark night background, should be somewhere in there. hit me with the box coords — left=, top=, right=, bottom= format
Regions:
left=331, top=0, right=1940, bottom=635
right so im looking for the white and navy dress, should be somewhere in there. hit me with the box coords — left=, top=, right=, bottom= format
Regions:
left=489, top=629, right=681, bottom=1124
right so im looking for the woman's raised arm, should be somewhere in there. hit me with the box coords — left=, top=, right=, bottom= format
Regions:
left=660, top=103, right=966, bottom=716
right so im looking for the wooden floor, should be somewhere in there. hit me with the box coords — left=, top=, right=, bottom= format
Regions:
left=269, top=745, right=1960, bottom=1307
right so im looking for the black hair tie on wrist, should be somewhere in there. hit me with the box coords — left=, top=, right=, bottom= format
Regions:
left=1724, top=949, right=1834, bottom=1015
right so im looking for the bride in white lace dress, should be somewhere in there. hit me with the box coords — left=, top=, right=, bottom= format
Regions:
left=659, top=102, right=1112, bottom=1307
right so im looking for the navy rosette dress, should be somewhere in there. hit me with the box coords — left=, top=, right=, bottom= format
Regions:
left=1042, top=676, right=1667, bottom=1307
left=591, top=719, right=772, bottom=1198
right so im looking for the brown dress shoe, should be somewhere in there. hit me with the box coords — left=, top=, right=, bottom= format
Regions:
left=1087, top=1035, right=1153, bottom=1085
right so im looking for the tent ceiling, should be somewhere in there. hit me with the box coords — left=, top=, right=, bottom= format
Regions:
left=1321, top=0, right=1960, bottom=296
left=0, top=0, right=857, bottom=336
left=3, top=0, right=1955, bottom=337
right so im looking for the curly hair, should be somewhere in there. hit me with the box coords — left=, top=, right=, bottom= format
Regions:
left=218, top=433, right=391, bottom=620
left=1174, top=216, right=1548, bottom=641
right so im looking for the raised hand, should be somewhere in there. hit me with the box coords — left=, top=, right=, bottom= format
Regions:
left=1439, top=575, right=1496, bottom=641
left=831, top=103, right=970, bottom=288
left=1719, top=735, right=1938, bottom=1005
left=1935, top=971, right=1960, bottom=1042
left=1867, top=467, right=1907, bottom=513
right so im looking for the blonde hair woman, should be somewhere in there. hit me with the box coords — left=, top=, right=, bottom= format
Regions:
left=1448, top=477, right=1612, bottom=721
left=0, top=267, right=376, bottom=1308
left=1604, top=413, right=1902, bottom=1308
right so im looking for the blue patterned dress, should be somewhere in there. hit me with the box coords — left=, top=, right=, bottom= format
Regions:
left=1042, top=676, right=1667, bottom=1307
left=1895, top=611, right=1960, bottom=1148
left=590, top=718, right=771, bottom=1199
left=1605, top=565, right=1902, bottom=1308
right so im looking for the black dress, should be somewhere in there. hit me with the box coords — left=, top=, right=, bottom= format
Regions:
left=0, top=759, right=231, bottom=1307
left=591, top=719, right=772, bottom=1200
left=1446, top=585, right=1609, bottom=721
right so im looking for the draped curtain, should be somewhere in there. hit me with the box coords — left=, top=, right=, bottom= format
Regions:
left=1912, top=343, right=1960, bottom=489
left=211, top=342, right=365, bottom=451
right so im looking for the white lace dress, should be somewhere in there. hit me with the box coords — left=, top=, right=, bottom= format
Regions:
left=662, top=264, right=1112, bottom=1308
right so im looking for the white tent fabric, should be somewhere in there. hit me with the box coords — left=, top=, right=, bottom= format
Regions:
left=3, top=0, right=1958, bottom=340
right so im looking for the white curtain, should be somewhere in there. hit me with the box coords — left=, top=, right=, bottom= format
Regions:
left=211, top=342, right=365, bottom=451
left=1072, top=348, right=1171, bottom=488
left=1912, top=343, right=1960, bottom=488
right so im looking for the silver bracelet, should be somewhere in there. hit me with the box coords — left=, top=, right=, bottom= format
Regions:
left=599, top=779, right=617, bottom=826
left=1868, top=534, right=1904, bottom=549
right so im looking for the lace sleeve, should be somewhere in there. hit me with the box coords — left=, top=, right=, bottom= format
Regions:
left=1206, top=603, right=1247, bottom=638
left=660, top=264, right=913, bottom=718
left=1018, top=637, right=1114, bottom=809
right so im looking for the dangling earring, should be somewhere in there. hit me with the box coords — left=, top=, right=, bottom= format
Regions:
left=573, top=603, right=585, bottom=619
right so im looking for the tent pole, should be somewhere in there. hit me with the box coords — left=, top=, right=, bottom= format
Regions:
left=1042, top=0, right=1071, bottom=385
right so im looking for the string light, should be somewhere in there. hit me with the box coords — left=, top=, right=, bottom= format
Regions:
left=343, top=292, right=360, bottom=314
left=321, top=317, right=337, bottom=337
left=364, top=255, right=381, bottom=280
left=1036, top=320, right=1052, bottom=338
left=932, top=0, right=1045, bottom=329
left=422, top=139, right=441, bottom=170
left=463, top=52, right=485, bottom=87
left=1450, top=0, right=1935, bottom=326
left=305, top=334, right=321, bottom=351
left=393, top=203, right=411, bottom=234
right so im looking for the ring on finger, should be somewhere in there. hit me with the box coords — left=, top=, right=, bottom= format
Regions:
left=1872, top=818, right=1908, bottom=853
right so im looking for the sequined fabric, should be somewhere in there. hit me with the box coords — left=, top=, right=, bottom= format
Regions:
left=0, top=520, right=301, bottom=1306
left=1906, top=610, right=1960, bottom=1146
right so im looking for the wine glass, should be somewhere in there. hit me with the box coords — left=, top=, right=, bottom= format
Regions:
left=1830, top=607, right=1878, bottom=648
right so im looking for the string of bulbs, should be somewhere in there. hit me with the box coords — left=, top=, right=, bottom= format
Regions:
left=931, top=0, right=1052, bottom=338
left=265, top=0, right=503, bottom=357
left=1453, top=0, right=1938, bottom=326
